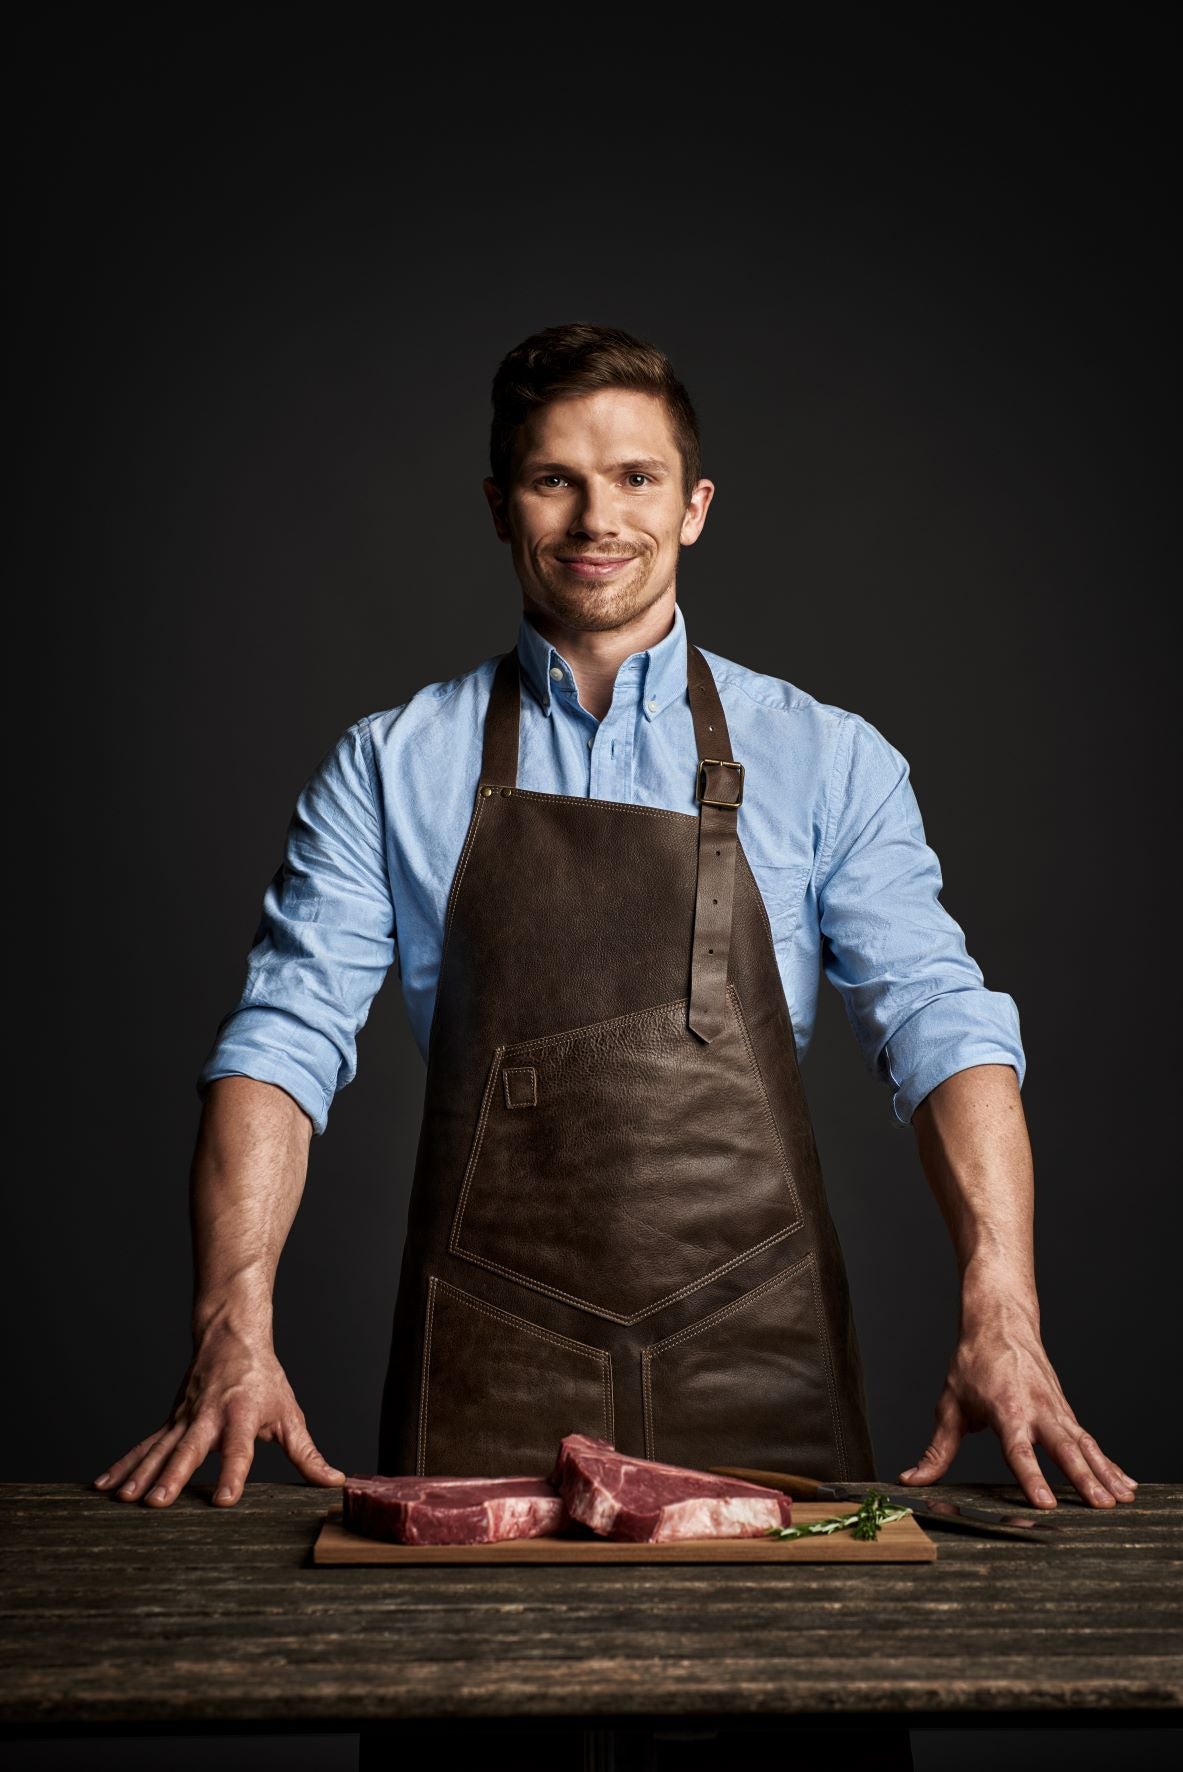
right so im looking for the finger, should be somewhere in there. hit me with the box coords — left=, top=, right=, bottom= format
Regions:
left=115, top=1422, right=188, bottom=1501
left=212, top=1428, right=258, bottom=1507
left=1000, top=1430, right=1057, bottom=1508
left=900, top=1393, right=966, bottom=1484
left=94, top=1426, right=171, bottom=1491
left=143, top=1416, right=221, bottom=1507
left=1043, top=1425, right=1121, bottom=1509
left=280, top=1416, right=346, bottom=1487
left=1074, top=1430, right=1137, bottom=1502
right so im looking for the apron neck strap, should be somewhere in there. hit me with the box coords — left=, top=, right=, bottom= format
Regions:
left=480, top=647, right=522, bottom=785
left=480, top=637, right=739, bottom=788
left=478, top=638, right=741, bottom=1045
left=686, top=645, right=743, bottom=1044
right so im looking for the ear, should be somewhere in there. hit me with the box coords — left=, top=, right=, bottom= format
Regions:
left=483, top=477, right=512, bottom=543
left=680, top=478, right=716, bottom=546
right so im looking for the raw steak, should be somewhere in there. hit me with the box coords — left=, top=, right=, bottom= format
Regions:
left=343, top=1474, right=568, bottom=1545
left=552, top=1434, right=794, bottom=1542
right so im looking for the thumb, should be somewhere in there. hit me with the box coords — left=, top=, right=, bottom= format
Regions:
left=281, top=1415, right=346, bottom=1487
left=900, top=1392, right=966, bottom=1485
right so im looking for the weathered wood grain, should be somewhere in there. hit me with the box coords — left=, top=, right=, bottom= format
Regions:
left=1, top=1482, right=1180, bottom=1726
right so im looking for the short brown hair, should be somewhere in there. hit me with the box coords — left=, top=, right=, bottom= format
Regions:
left=490, top=323, right=702, bottom=502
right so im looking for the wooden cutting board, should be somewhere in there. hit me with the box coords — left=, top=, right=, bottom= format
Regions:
left=312, top=1501, right=936, bottom=1564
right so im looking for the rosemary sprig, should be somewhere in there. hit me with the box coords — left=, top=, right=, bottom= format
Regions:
left=767, top=1488, right=911, bottom=1542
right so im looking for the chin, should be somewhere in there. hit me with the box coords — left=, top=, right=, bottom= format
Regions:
left=531, top=566, right=657, bottom=630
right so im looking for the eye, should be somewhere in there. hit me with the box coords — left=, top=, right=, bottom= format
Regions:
left=537, top=474, right=569, bottom=489
left=625, top=473, right=652, bottom=488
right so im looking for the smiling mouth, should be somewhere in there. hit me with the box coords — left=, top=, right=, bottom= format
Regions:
left=554, top=555, right=637, bottom=577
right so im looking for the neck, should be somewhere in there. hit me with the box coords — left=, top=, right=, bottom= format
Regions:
left=522, top=589, right=678, bottom=721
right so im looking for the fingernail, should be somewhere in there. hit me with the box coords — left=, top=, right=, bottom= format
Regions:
left=121, top=1481, right=137, bottom=1496
left=899, top=1467, right=917, bottom=1479
left=215, top=1486, right=234, bottom=1502
left=1036, top=1487, right=1055, bottom=1506
left=327, top=1470, right=346, bottom=1484
left=94, top=1473, right=111, bottom=1489
left=149, top=1486, right=168, bottom=1503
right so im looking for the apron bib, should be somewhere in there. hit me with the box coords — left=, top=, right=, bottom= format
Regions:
left=377, top=641, right=875, bottom=1480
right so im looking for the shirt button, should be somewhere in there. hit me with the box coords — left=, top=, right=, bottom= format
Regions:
left=549, top=666, right=564, bottom=681
left=587, top=737, right=593, bottom=748
left=646, top=699, right=657, bottom=712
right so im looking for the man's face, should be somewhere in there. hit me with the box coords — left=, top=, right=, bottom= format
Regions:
left=484, top=389, right=714, bottom=633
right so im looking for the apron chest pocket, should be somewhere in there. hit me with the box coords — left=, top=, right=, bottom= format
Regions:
left=449, top=986, right=804, bottom=1325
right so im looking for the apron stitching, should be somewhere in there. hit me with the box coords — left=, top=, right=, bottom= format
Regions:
left=807, top=1256, right=849, bottom=1481
left=450, top=985, right=804, bottom=1325
left=415, top=1277, right=439, bottom=1478
left=421, top=1277, right=615, bottom=1446
left=433, top=1277, right=614, bottom=1364
left=640, top=1253, right=816, bottom=1460
left=602, top=1358, right=615, bottom=1446
left=449, top=1226, right=804, bottom=1327
left=643, top=1251, right=815, bottom=1355
left=501, top=1066, right=538, bottom=1109
left=448, top=1046, right=507, bottom=1256
left=442, top=795, right=487, bottom=944
left=499, top=993, right=691, bottom=1058
left=500, top=788, right=696, bottom=821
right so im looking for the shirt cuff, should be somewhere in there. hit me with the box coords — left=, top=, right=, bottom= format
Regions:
left=884, top=994, right=1027, bottom=1126
left=196, top=1025, right=336, bottom=1137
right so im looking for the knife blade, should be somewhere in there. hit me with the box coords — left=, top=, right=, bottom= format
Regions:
left=709, top=1466, right=1057, bottom=1540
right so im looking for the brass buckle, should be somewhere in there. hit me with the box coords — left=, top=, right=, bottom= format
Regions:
left=697, top=757, right=745, bottom=807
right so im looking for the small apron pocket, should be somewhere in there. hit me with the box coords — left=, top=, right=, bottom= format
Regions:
left=641, top=1252, right=846, bottom=1478
left=449, top=986, right=803, bottom=1324
left=417, top=1277, right=614, bottom=1478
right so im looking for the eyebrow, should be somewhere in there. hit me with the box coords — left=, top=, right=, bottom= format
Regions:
left=519, top=456, right=672, bottom=477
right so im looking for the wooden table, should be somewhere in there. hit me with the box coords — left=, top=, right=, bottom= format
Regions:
left=2, top=1481, right=1180, bottom=1748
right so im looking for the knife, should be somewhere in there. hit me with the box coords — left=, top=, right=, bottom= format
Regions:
left=709, top=1466, right=1057, bottom=1540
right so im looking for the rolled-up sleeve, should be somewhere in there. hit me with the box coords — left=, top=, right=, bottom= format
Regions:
left=196, top=716, right=396, bottom=1135
left=817, top=714, right=1025, bottom=1126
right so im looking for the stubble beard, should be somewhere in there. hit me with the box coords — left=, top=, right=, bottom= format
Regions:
left=526, top=549, right=674, bottom=635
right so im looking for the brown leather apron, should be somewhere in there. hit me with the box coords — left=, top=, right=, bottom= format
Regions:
left=377, top=640, right=876, bottom=1481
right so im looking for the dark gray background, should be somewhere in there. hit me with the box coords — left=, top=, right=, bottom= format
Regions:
left=11, top=22, right=1177, bottom=1500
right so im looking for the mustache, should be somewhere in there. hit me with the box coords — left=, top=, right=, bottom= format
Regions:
left=551, top=545, right=641, bottom=560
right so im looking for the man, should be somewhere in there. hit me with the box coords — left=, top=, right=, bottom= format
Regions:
left=95, top=324, right=1134, bottom=1513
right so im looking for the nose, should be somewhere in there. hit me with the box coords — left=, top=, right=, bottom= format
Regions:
left=568, top=480, right=618, bottom=541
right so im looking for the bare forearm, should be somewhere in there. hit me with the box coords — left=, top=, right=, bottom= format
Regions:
left=910, top=1061, right=1036, bottom=1313
left=95, top=1074, right=339, bottom=1508
left=190, top=1076, right=314, bottom=1346
left=902, top=1061, right=1134, bottom=1507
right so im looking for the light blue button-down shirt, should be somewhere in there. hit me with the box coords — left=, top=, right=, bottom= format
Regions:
left=198, top=601, right=1024, bottom=1135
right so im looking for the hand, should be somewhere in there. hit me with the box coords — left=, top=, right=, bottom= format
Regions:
left=92, top=1328, right=345, bottom=1508
left=898, top=1299, right=1136, bottom=1509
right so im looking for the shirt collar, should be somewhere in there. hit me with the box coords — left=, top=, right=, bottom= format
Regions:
left=516, top=600, right=688, bottom=722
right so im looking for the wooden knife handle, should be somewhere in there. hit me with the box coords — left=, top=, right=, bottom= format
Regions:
left=708, top=1465, right=824, bottom=1499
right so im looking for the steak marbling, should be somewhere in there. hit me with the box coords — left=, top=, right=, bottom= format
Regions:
left=552, top=1434, right=794, bottom=1542
left=344, top=1474, right=568, bottom=1545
